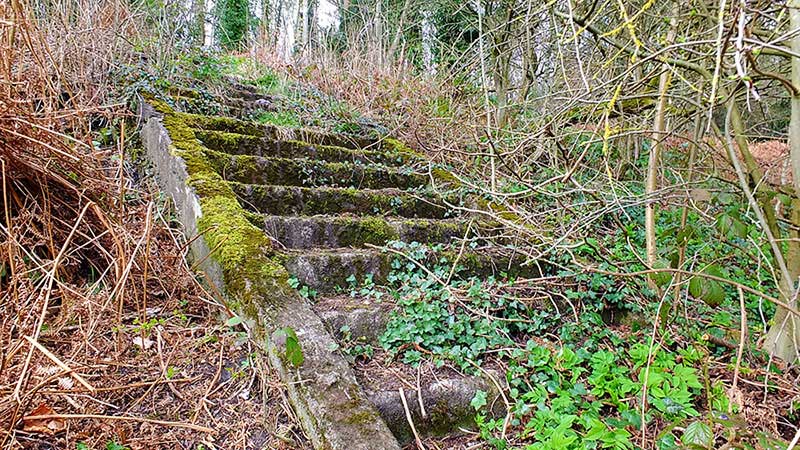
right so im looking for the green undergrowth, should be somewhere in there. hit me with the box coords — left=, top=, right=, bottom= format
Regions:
left=254, top=110, right=302, bottom=127
left=298, top=233, right=789, bottom=449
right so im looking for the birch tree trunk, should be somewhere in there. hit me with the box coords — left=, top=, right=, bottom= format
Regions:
left=645, top=8, right=677, bottom=271
left=761, top=0, right=800, bottom=362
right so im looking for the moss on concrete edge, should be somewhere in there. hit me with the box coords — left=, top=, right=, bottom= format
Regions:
left=145, top=95, right=288, bottom=313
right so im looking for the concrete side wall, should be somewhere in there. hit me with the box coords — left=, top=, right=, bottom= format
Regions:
left=140, top=102, right=224, bottom=288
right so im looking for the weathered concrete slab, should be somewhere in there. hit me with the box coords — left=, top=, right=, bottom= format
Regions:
left=140, top=99, right=402, bottom=450
left=282, top=247, right=542, bottom=294
left=260, top=215, right=469, bottom=249
left=202, top=148, right=429, bottom=189
left=178, top=110, right=401, bottom=151
left=194, top=129, right=419, bottom=167
left=230, top=182, right=456, bottom=218
left=367, top=374, right=504, bottom=444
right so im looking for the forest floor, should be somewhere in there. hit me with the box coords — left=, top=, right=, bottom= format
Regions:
left=0, top=163, right=312, bottom=449
left=2, top=45, right=800, bottom=450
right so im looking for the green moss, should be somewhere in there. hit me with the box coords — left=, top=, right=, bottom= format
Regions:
left=431, top=167, right=459, bottom=184
left=198, top=195, right=290, bottom=308
left=178, top=112, right=267, bottom=136
left=336, top=216, right=399, bottom=246
left=255, top=110, right=301, bottom=128
left=196, top=129, right=262, bottom=155
left=146, top=97, right=299, bottom=314
left=169, top=86, right=202, bottom=99
left=382, top=137, right=425, bottom=159
left=243, top=210, right=264, bottom=227
left=187, top=171, right=236, bottom=198
left=341, top=408, right=380, bottom=426
left=476, top=198, right=519, bottom=222
left=359, top=216, right=399, bottom=242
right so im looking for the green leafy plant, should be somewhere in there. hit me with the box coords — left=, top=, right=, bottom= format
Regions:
left=288, top=276, right=318, bottom=300
left=276, top=326, right=304, bottom=367
left=254, top=110, right=301, bottom=127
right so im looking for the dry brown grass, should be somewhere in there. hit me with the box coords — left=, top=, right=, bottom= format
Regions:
left=254, top=47, right=484, bottom=162
left=1, top=2, right=308, bottom=449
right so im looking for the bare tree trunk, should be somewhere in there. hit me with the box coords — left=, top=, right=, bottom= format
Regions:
left=520, top=1, right=538, bottom=102
left=387, top=0, right=411, bottom=65
left=260, top=0, right=270, bottom=46
left=302, top=0, right=309, bottom=57
left=762, top=0, right=800, bottom=362
left=491, top=4, right=514, bottom=130
left=190, top=0, right=205, bottom=47
left=476, top=0, right=496, bottom=191
left=723, top=98, right=800, bottom=363
left=645, top=8, right=678, bottom=271
left=307, top=0, right=318, bottom=53
left=374, top=0, right=383, bottom=67
left=790, top=0, right=800, bottom=196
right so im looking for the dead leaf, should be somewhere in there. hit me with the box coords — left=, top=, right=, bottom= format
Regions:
left=23, top=403, right=65, bottom=435
left=132, top=336, right=154, bottom=350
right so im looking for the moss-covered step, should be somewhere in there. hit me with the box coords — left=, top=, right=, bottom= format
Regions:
left=178, top=111, right=417, bottom=154
left=282, top=249, right=391, bottom=294
left=140, top=99, right=402, bottom=450
left=259, top=215, right=475, bottom=249
left=179, top=112, right=371, bottom=149
left=230, top=182, right=464, bottom=219
left=202, top=149, right=429, bottom=190
left=194, top=129, right=420, bottom=167
left=280, top=247, right=540, bottom=294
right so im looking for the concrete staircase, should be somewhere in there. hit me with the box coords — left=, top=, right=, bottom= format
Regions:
left=143, top=84, right=527, bottom=449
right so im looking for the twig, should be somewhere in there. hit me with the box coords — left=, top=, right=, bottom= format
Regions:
left=788, top=427, right=800, bottom=450
left=192, top=336, right=224, bottom=423
left=23, top=336, right=95, bottom=393
left=20, top=413, right=215, bottom=434
left=586, top=266, right=796, bottom=316
left=730, top=287, right=747, bottom=408
left=416, top=364, right=427, bottom=419
left=399, top=387, right=426, bottom=450
left=13, top=202, right=93, bottom=401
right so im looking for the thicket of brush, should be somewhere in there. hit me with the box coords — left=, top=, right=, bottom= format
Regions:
left=0, top=2, right=270, bottom=449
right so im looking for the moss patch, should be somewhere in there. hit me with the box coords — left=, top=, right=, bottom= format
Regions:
left=148, top=96, right=295, bottom=313
left=232, top=183, right=453, bottom=219
left=178, top=111, right=269, bottom=137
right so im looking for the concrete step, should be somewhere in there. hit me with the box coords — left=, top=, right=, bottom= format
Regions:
left=313, top=295, right=393, bottom=344
left=230, top=182, right=463, bottom=219
left=180, top=111, right=383, bottom=150
left=281, top=247, right=539, bottom=294
left=362, top=365, right=504, bottom=444
left=204, top=149, right=428, bottom=189
left=312, top=297, right=505, bottom=444
left=194, top=129, right=420, bottom=167
left=258, top=215, right=481, bottom=249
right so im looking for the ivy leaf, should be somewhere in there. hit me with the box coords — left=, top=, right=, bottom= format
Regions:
left=106, top=442, right=130, bottom=450
left=682, top=421, right=712, bottom=449
left=470, top=390, right=487, bottom=410
left=688, top=266, right=726, bottom=307
left=225, top=315, right=243, bottom=327
left=676, top=224, right=696, bottom=245
left=715, top=212, right=747, bottom=240
left=276, top=327, right=304, bottom=367
left=650, top=259, right=673, bottom=288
